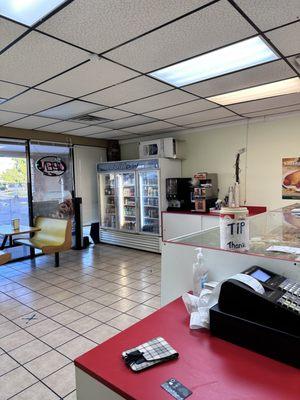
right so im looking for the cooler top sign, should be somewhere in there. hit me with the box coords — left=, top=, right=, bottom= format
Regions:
left=35, top=156, right=66, bottom=177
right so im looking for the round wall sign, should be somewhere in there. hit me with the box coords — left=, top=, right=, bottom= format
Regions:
left=35, top=156, right=66, bottom=177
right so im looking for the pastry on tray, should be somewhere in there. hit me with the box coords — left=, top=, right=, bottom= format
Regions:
left=283, top=170, right=300, bottom=190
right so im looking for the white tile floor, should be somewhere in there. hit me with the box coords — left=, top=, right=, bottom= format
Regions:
left=0, top=244, right=161, bottom=399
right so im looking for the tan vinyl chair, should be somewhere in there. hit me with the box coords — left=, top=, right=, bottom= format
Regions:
left=0, top=251, right=11, bottom=265
left=15, top=217, right=72, bottom=267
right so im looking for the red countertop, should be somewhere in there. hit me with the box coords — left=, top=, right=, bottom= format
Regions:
left=163, top=206, right=267, bottom=217
left=75, top=297, right=300, bottom=400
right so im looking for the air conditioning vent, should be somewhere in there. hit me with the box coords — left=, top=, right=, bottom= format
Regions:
left=69, top=114, right=111, bottom=124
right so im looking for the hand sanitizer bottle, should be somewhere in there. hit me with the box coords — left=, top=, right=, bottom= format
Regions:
left=193, top=248, right=208, bottom=297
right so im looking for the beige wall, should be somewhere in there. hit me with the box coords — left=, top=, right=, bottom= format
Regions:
left=120, top=114, right=300, bottom=210
left=120, top=141, right=139, bottom=160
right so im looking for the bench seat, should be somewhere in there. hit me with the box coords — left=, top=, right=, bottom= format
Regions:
left=14, top=217, right=72, bottom=267
left=0, top=251, right=11, bottom=265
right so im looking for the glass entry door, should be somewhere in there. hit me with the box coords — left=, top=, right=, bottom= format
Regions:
left=117, top=172, right=137, bottom=232
left=30, top=142, right=74, bottom=220
left=139, top=170, right=159, bottom=235
left=99, top=173, right=117, bottom=229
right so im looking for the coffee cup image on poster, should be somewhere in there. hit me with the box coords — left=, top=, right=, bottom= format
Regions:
left=282, top=158, right=300, bottom=200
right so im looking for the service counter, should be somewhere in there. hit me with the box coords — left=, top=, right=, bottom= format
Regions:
left=75, top=297, right=300, bottom=400
left=161, top=205, right=300, bottom=305
left=162, top=206, right=266, bottom=241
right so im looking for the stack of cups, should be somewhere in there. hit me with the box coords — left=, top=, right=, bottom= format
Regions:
left=220, top=207, right=249, bottom=250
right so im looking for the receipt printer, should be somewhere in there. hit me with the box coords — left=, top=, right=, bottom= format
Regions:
left=210, top=266, right=300, bottom=367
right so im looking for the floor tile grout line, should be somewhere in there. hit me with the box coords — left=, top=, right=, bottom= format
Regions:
left=0, top=272, right=159, bottom=352
left=0, top=245, right=160, bottom=392
left=0, top=345, right=66, bottom=400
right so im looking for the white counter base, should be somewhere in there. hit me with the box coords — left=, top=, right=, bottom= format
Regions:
left=76, top=367, right=125, bottom=400
left=162, top=212, right=219, bottom=241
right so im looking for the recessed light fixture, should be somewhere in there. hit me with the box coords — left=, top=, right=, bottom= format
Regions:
left=149, top=37, right=278, bottom=87
left=207, top=77, right=300, bottom=105
left=0, top=0, right=67, bottom=26
left=37, top=100, right=105, bottom=119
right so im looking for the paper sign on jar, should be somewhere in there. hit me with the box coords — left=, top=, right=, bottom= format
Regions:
left=220, top=207, right=249, bottom=250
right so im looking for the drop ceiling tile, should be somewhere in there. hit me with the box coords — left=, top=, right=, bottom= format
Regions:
left=38, top=59, right=138, bottom=97
left=99, top=115, right=156, bottom=129
left=5, top=116, right=59, bottom=129
left=118, top=90, right=197, bottom=114
left=182, top=115, right=244, bottom=129
left=106, top=0, right=256, bottom=72
left=0, top=89, right=69, bottom=114
left=0, top=17, right=27, bottom=51
left=90, top=108, right=133, bottom=120
left=39, top=0, right=212, bottom=53
left=228, top=93, right=300, bottom=114
left=38, top=121, right=87, bottom=133
left=184, top=60, right=296, bottom=97
left=234, top=0, right=300, bottom=31
left=66, top=125, right=112, bottom=136
left=0, top=31, right=88, bottom=86
left=266, top=22, right=300, bottom=57
left=82, top=76, right=171, bottom=107
left=38, top=100, right=104, bottom=119
left=287, top=56, right=300, bottom=73
left=89, top=131, right=134, bottom=139
left=144, top=99, right=217, bottom=119
left=0, top=81, right=28, bottom=99
left=245, top=104, right=300, bottom=118
left=0, top=110, right=26, bottom=125
left=166, top=107, right=236, bottom=125
left=123, top=121, right=175, bottom=133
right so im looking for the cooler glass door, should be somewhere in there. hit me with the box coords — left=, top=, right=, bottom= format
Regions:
left=99, top=173, right=117, bottom=229
left=139, top=170, right=159, bottom=235
left=117, top=172, right=137, bottom=232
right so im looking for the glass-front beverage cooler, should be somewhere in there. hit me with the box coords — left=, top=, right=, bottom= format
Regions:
left=98, top=173, right=117, bottom=229
left=117, top=172, right=137, bottom=232
left=139, top=171, right=159, bottom=235
left=97, top=158, right=181, bottom=253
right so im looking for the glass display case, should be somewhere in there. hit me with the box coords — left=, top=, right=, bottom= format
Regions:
left=139, top=170, right=159, bottom=235
left=99, top=173, right=117, bottom=229
left=117, top=172, right=137, bottom=232
left=170, top=206, right=300, bottom=262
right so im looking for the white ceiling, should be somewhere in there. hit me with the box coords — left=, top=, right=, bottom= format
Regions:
left=0, top=0, right=299, bottom=141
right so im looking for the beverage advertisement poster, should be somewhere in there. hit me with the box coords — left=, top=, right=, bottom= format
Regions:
left=282, top=157, right=300, bottom=199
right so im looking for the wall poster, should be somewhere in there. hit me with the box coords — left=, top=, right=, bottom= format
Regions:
left=282, top=157, right=300, bottom=199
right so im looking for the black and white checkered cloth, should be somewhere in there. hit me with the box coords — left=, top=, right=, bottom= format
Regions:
left=122, top=337, right=178, bottom=372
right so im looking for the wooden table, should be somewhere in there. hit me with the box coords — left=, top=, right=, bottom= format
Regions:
left=0, top=225, right=40, bottom=250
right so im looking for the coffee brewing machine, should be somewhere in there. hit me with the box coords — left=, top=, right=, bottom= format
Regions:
left=166, top=178, right=193, bottom=211
left=192, top=172, right=218, bottom=212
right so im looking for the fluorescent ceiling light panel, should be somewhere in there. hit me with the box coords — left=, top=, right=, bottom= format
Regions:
left=0, top=0, right=67, bottom=26
left=38, top=100, right=104, bottom=119
left=149, top=37, right=278, bottom=87
left=207, top=77, right=300, bottom=105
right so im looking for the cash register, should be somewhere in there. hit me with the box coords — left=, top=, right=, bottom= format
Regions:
left=210, top=266, right=300, bottom=367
